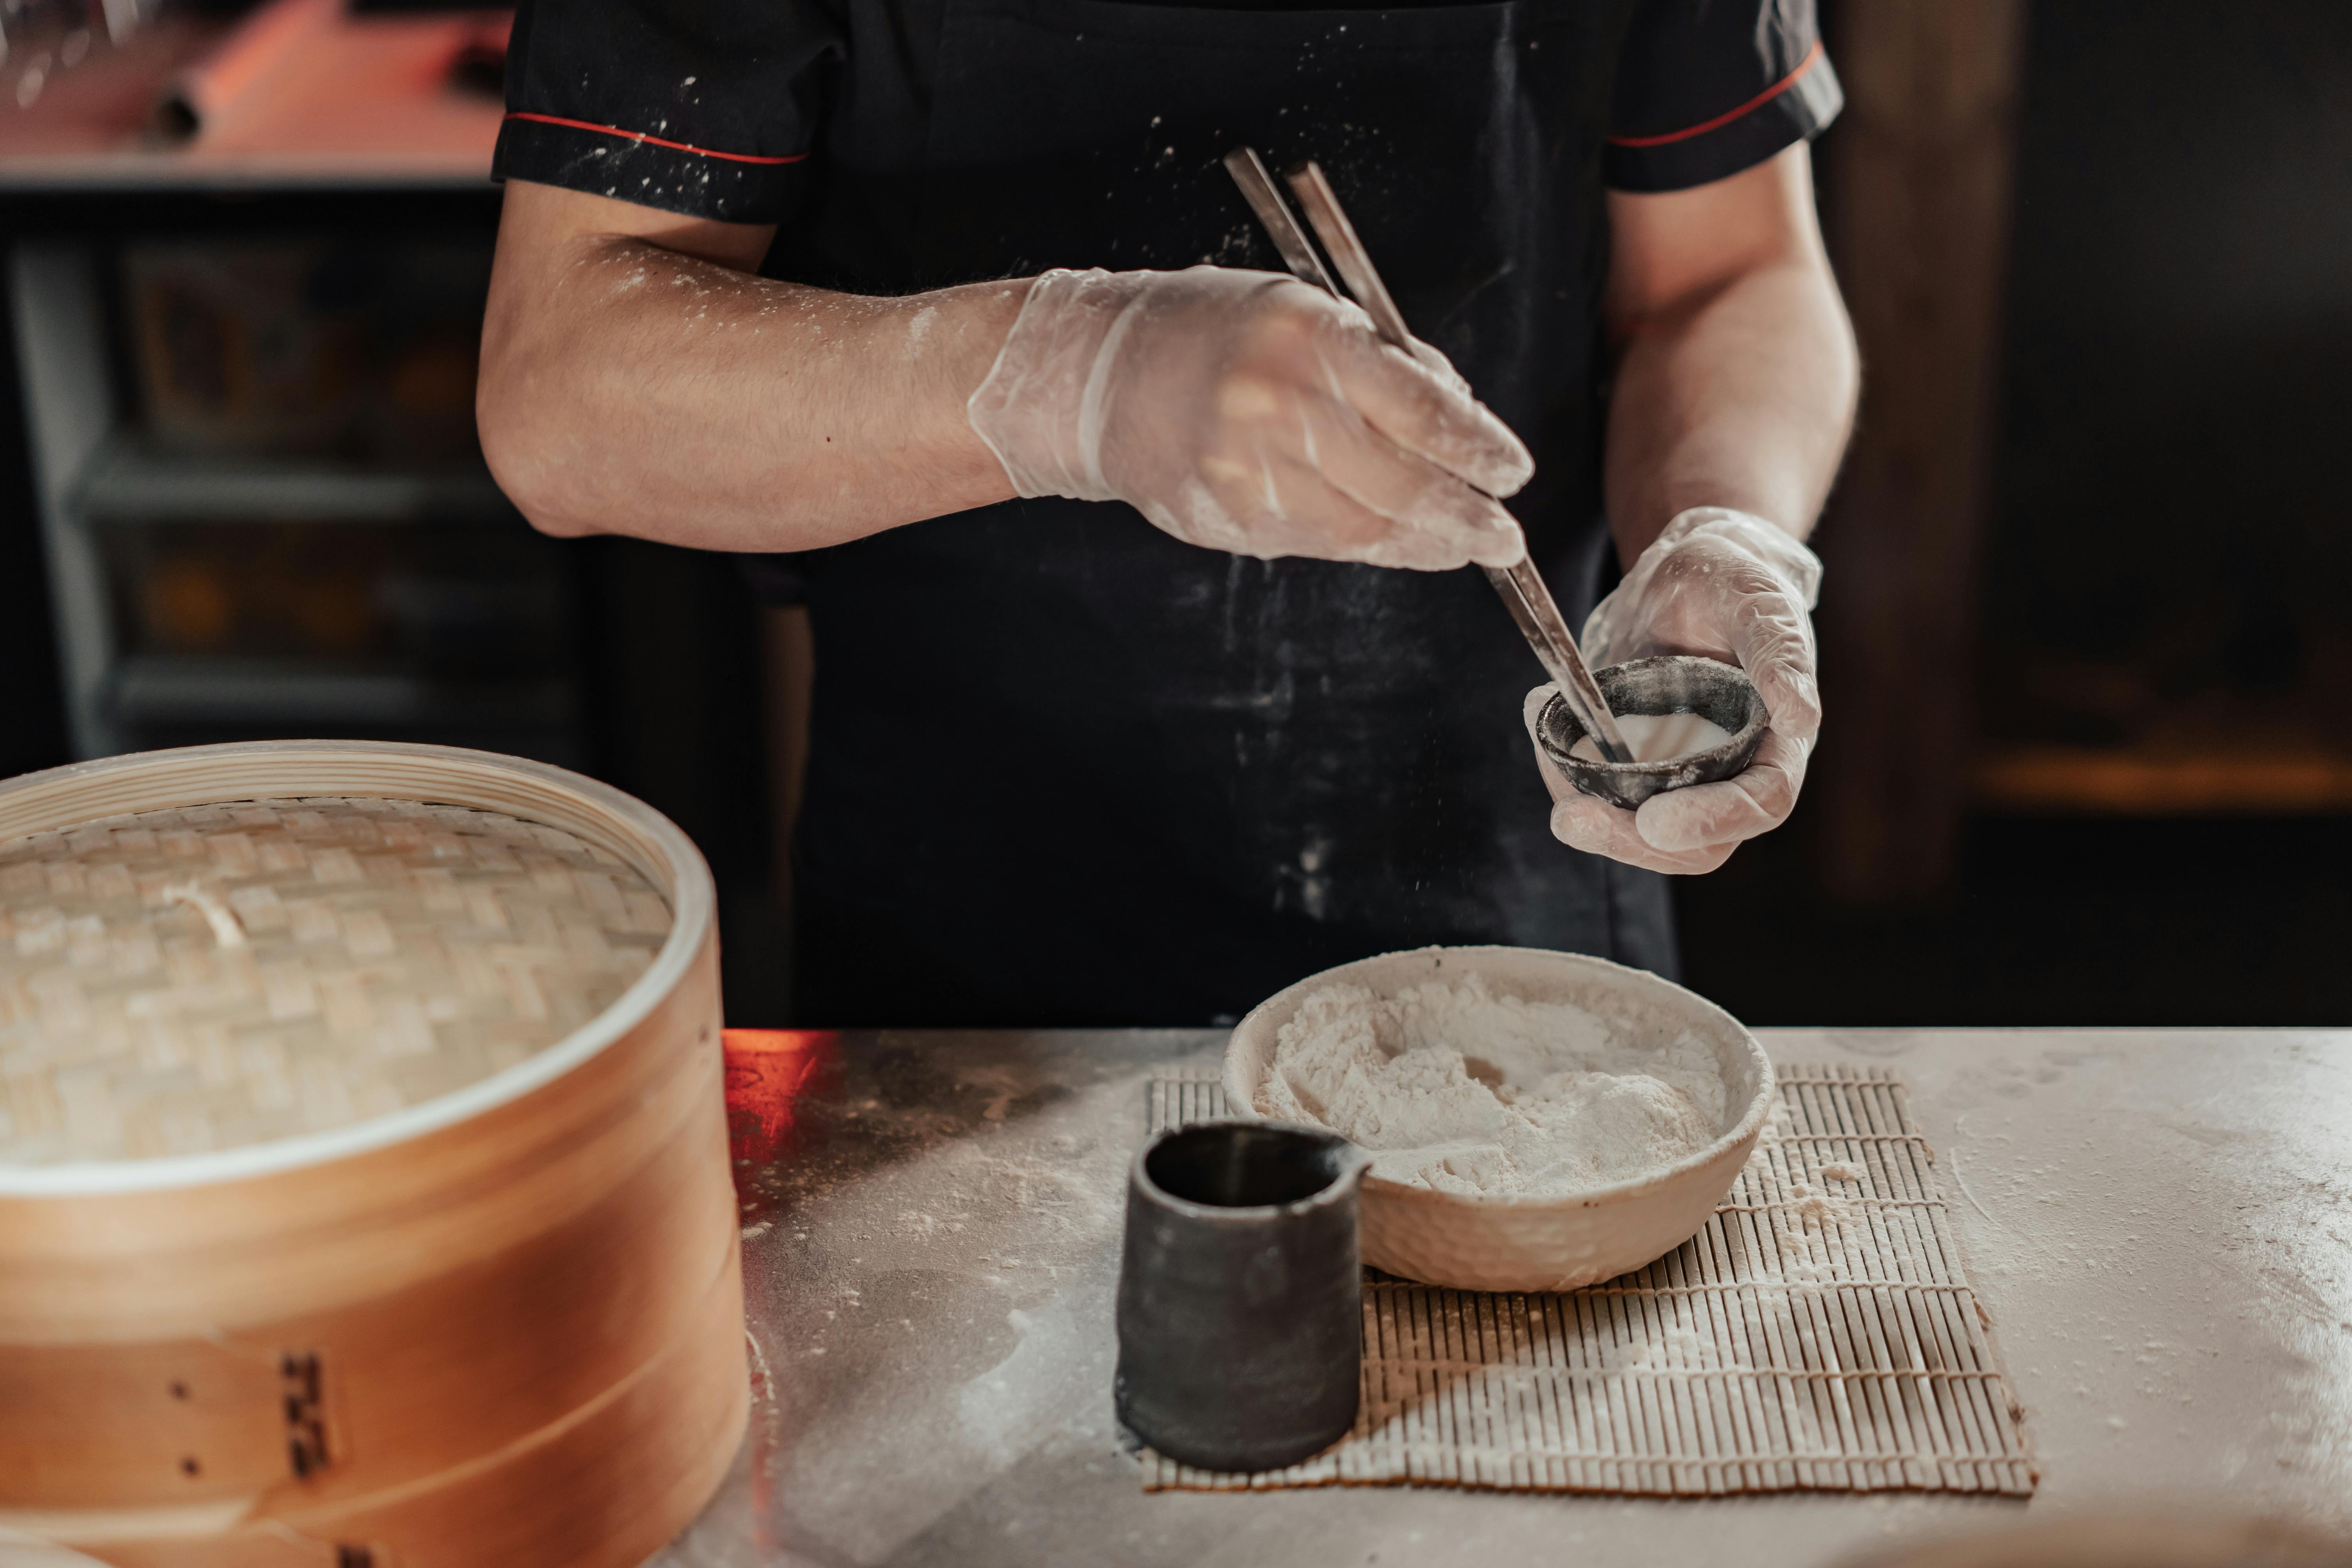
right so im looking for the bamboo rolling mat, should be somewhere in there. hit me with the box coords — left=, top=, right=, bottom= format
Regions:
left=1140, top=1065, right=2037, bottom=1497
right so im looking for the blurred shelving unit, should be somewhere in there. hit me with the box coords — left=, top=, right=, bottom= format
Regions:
left=76, top=436, right=514, bottom=523
left=0, top=0, right=598, bottom=766
left=9, top=233, right=593, bottom=766
left=0, top=0, right=793, bottom=1018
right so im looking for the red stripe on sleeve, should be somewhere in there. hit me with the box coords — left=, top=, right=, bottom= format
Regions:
left=1606, top=41, right=1825, bottom=150
left=503, top=111, right=809, bottom=167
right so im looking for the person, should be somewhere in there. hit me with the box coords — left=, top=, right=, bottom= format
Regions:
left=477, top=0, right=1858, bottom=1026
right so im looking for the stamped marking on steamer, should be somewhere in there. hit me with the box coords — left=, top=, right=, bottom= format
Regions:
left=1136, top=1065, right=2036, bottom=1496
left=283, top=1352, right=330, bottom=1479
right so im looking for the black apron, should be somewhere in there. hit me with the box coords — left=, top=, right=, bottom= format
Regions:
left=768, top=0, right=1673, bottom=1025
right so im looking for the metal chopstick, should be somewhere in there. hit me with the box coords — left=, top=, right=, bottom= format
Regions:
left=1221, top=149, right=1635, bottom=765
left=1222, top=148, right=1342, bottom=296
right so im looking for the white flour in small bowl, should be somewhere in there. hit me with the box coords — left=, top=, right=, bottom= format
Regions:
left=1250, top=973, right=1728, bottom=1196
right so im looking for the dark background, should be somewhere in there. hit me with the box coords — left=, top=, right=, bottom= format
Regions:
left=1682, top=1, right=2352, bottom=1026
left=4, top=2, right=2348, bottom=1027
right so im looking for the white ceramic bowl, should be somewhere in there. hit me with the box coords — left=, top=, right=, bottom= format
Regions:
left=1223, top=946, right=1773, bottom=1293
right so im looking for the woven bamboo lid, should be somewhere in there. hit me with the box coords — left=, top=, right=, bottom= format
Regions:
left=0, top=741, right=713, bottom=1190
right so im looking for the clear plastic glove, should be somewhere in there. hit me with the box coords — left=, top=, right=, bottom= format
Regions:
left=1523, top=506, right=1825, bottom=874
left=967, top=265, right=1533, bottom=571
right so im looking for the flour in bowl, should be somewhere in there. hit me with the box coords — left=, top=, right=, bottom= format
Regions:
left=1250, top=974, right=1727, bottom=1196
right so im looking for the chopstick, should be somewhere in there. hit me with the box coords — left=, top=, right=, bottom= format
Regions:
left=1220, top=149, right=1636, bottom=766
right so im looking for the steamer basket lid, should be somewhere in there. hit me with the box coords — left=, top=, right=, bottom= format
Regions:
left=0, top=797, right=671, bottom=1168
left=0, top=742, right=714, bottom=1194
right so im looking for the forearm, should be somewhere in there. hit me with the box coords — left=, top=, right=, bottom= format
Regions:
left=479, top=183, right=1532, bottom=572
left=1600, top=148, right=1858, bottom=565
left=1602, top=260, right=1855, bottom=559
left=479, top=189, right=1023, bottom=550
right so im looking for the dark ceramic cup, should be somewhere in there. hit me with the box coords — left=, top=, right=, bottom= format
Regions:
left=1536, top=654, right=1769, bottom=810
left=1114, top=1121, right=1370, bottom=1473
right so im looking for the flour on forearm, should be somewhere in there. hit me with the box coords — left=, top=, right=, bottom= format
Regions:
left=1251, top=974, right=1727, bottom=1196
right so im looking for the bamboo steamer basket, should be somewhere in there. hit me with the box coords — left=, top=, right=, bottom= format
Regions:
left=0, top=741, right=746, bottom=1568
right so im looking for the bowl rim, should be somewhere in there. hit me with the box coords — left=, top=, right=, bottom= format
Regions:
left=0, top=739, right=715, bottom=1197
left=1223, top=944, right=1775, bottom=1212
left=1537, top=655, right=1767, bottom=779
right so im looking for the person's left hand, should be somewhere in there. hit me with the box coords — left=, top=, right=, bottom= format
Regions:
left=1522, top=506, right=1825, bottom=874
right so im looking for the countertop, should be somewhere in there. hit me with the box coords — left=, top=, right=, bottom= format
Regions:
left=653, top=1027, right=2352, bottom=1567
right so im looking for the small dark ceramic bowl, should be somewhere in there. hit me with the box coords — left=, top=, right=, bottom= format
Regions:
left=1536, top=655, right=1768, bottom=811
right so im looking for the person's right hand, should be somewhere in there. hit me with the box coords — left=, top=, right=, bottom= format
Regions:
left=967, top=266, right=1533, bottom=571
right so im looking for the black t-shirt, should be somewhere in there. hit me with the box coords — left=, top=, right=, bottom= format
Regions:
left=495, top=0, right=1841, bottom=222
left=489, top=0, right=1842, bottom=1024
